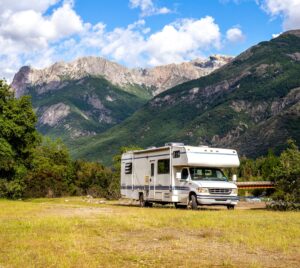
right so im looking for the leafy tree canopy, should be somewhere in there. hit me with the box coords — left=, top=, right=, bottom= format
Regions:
left=0, top=80, right=40, bottom=179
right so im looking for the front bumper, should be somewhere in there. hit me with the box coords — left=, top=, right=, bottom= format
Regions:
left=197, top=195, right=239, bottom=205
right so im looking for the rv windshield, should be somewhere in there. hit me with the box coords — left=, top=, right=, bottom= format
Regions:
left=189, top=167, right=227, bottom=181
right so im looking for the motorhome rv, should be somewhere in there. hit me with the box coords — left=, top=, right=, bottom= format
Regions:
left=120, top=143, right=240, bottom=209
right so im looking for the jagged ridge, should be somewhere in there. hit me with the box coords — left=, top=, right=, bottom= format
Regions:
left=11, top=55, right=232, bottom=97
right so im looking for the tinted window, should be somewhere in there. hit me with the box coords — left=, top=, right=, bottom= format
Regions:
left=181, top=168, right=189, bottom=180
left=173, top=150, right=180, bottom=158
left=157, top=159, right=170, bottom=174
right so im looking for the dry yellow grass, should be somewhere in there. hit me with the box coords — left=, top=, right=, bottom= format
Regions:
left=0, top=198, right=299, bottom=268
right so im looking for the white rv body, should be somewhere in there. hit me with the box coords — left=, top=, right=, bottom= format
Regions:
left=121, top=144, right=240, bottom=208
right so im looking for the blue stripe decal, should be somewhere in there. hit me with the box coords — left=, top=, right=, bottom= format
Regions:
left=121, top=186, right=238, bottom=199
left=121, top=185, right=190, bottom=191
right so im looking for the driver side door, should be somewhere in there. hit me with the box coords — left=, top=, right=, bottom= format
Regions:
left=178, top=168, right=191, bottom=203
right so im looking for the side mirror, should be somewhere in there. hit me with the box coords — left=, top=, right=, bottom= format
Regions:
left=232, top=174, right=237, bottom=183
left=176, top=172, right=181, bottom=180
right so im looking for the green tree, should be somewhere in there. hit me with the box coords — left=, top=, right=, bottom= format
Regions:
left=24, top=138, right=73, bottom=197
left=73, top=160, right=117, bottom=198
left=270, top=140, right=300, bottom=210
left=0, top=80, right=40, bottom=177
left=0, top=80, right=40, bottom=198
left=260, top=149, right=280, bottom=179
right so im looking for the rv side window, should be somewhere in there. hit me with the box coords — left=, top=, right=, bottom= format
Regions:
left=125, top=162, right=132, bottom=174
left=173, top=150, right=180, bottom=158
left=157, top=159, right=170, bottom=174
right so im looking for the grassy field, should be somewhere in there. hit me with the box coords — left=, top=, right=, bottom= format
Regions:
left=0, top=198, right=299, bottom=268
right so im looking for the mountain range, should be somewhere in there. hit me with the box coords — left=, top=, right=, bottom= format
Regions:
left=11, top=30, right=300, bottom=165
left=11, top=55, right=231, bottom=141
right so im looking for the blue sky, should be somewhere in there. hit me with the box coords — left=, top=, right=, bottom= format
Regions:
left=0, top=0, right=299, bottom=81
left=74, top=0, right=281, bottom=55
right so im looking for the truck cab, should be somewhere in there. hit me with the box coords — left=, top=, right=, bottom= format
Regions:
left=175, top=167, right=238, bottom=209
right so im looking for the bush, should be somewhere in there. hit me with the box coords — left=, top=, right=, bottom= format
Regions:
left=24, top=138, right=73, bottom=198
left=270, top=140, right=300, bottom=210
left=74, top=160, right=118, bottom=198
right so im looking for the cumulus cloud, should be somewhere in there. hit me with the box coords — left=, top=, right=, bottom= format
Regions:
left=0, top=1, right=236, bottom=82
left=0, top=0, right=59, bottom=13
left=129, top=0, right=171, bottom=17
left=260, top=0, right=300, bottom=30
left=62, top=16, right=222, bottom=67
left=0, top=2, right=83, bottom=47
left=0, top=0, right=84, bottom=80
left=226, top=27, right=245, bottom=43
left=145, top=17, right=222, bottom=65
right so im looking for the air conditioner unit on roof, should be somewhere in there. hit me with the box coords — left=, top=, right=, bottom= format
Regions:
left=165, top=142, right=184, bottom=147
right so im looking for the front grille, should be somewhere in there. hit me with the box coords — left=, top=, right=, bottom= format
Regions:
left=209, top=188, right=232, bottom=195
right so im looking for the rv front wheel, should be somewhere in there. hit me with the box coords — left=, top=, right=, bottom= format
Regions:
left=189, top=194, right=198, bottom=210
left=227, top=205, right=235, bottom=210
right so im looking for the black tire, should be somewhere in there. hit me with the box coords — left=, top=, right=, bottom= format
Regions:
left=145, top=201, right=153, bottom=207
left=175, top=203, right=187, bottom=209
left=190, top=194, right=198, bottom=210
left=139, top=193, right=145, bottom=207
left=227, top=205, right=235, bottom=210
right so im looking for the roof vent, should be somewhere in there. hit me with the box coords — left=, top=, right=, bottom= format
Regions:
left=165, top=142, right=184, bottom=147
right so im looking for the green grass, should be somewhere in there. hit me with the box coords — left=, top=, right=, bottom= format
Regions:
left=0, top=198, right=299, bottom=267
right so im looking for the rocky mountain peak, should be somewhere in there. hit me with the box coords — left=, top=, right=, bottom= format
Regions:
left=11, top=55, right=233, bottom=97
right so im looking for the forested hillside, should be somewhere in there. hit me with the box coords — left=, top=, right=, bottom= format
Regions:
left=72, top=30, right=300, bottom=165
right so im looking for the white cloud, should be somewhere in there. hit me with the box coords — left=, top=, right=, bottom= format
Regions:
left=100, top=21, right=147, bottom=66
left=0, top=0, right=84, bottom=81
left=65, top=16, right=222, bottom=67
left=0, top=0, right=59, bottom=13
left=260, top=0, right=300, bottom=30
left=226, top=27, right=245, bottom=43
left=0, top=3, right=83, bottom=46
left=129, top=0, right=171, bottom=17
left=0, top=1, right=236, bottom=82
left=145, top=17, right=222, bottom=65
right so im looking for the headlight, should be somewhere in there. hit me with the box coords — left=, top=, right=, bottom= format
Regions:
left=197, top=187, right=209, bottom=193
left=232, top=188, right=238, bottom=195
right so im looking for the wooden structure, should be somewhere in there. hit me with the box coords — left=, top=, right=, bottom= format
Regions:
left=236, top=181, right=275, bottom=189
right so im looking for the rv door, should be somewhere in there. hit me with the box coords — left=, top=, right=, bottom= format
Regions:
left=148, top=161, right=155, bottom=199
